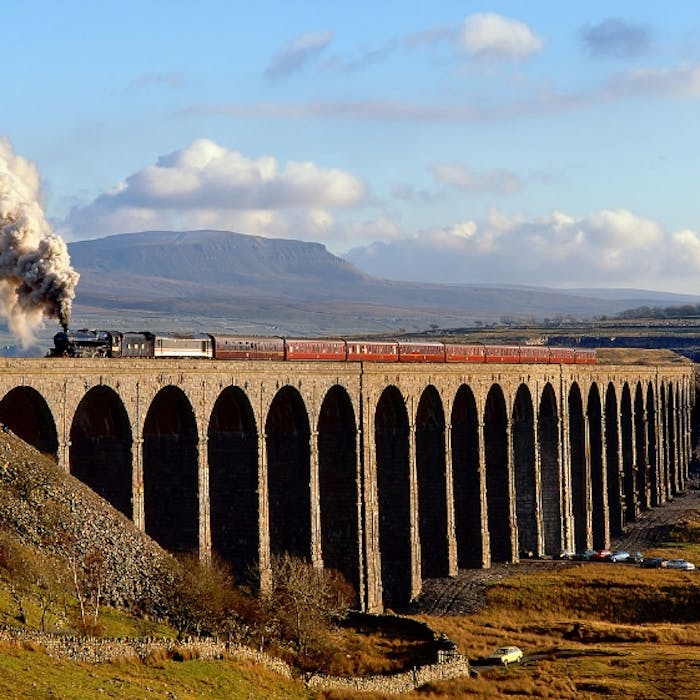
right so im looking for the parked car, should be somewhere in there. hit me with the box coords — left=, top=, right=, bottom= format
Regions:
left=488, top=646, right=524, bottom=666
left=609, top=550, right=629, bottom=562
left=573, top=549, right=597, bottom=561
left=665, top=559, right=696, bottom=570
left=640, top=556, right=667, bottom=569
left=609, top=550, right=643, bottom=563
left=590, top=549, right=612, bottom=561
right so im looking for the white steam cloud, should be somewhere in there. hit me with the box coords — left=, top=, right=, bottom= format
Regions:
left=0, top=138, right=80, bottom=345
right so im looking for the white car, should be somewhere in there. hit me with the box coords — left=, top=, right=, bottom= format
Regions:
left=610, top=550, right=643, bottom=563
left=665, top=559, right=695, bottom=570
left=488, top=646, right=524, bottom=665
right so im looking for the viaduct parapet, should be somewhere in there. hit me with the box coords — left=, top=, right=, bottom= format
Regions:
left=0, top=357, right=694, bottom=612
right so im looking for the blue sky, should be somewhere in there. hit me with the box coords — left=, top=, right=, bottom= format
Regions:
left=4, top=1, right=700, bottom=293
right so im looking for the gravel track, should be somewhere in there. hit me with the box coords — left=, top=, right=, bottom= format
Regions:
left=411, top=477, right=700, bottom=617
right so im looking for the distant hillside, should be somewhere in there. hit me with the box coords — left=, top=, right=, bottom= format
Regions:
left=65, top=230, right=700, bottom=337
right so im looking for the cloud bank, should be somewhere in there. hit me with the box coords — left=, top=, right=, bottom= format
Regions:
left=66, top=139, right=367, bottom=241
left=345, top=209, right=700, bottom=293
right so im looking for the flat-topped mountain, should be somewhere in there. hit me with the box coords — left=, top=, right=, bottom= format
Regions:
left=65, top=230, right=700, bottom=337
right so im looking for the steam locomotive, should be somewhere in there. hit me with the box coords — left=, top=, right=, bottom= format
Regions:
left=48, top=329, right=597, bottom=364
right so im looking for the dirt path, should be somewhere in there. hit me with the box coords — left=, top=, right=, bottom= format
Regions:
left=410, top=477, right=700, bottom=617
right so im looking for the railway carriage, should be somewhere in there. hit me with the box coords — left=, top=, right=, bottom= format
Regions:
left=518, top=346, right=551, bottom=363
left=121, top=332, right=153, bottom=358
left=151, top=333, right=213, bottom=359
left=549, top=346, right=576, bottom=364
left=574, top=348, right=597, bottom=365
left=285, top=338, right=347, bottom=361
left=397, top=341, right=445, bottom=363
left=346, top=340, right=398, bottom=362
left=445, top=343, right=487, bottom=363
left=485, top=345, right=521, bottom=363
left=211, top=334, right=285, bottom=360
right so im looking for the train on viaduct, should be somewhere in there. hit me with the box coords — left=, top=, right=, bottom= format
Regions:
left=0, top=355, right=694, bottom=612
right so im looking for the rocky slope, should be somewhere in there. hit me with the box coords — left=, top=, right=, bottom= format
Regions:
left=0, top=432, right=174, bottom=613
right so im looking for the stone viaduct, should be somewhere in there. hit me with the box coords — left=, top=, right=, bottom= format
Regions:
left=0, top=356, right=694, bottom=612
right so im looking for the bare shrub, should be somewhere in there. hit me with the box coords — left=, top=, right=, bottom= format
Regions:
left=261, top=553, right=354, bottom=668
left=161, top=552, right=258, bottom=642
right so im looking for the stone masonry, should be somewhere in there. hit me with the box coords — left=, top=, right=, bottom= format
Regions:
left=0, top=357, right=694, bottom=613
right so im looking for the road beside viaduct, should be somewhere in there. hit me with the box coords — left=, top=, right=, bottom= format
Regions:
left=0, top=356, right=694, bottom=612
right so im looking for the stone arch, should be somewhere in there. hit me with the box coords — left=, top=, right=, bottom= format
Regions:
left=208, top=386, right=259, bottom=582
left=660, top=381, right=670, bottom=501
left=484, top=384, right=512, bottom=563
left=634, top=383, right=648, bottom=511
left=605, top=384, right=623, bottom=538
left=451, top=384, right=482, bottom=568
left=646, top=383, right=659, bottom=507
left=69, top=385, right=133, bottom=518
left=692, top=380, right=700, bottom=480
left=539, top=383, right=561, bottom=556
left=416, top=384, right=448, bottom=579
left=266, top=386, right=311, bottom=561
left=512, top=384, right=536, bottom=557
left=0, top=386, right=58, bottom=458
left=588, top=384, right=605, bottom=550
left=375, top=385, right=411, bottom=608
left=318, top=385, right=359, bottom=593
left=143, top=385, right=199, bottom=553
left=667, top=382, right=678, bottom=495
left=621, top=383, right=635, bottom=521
left=569, top=382, right=587, bottom=552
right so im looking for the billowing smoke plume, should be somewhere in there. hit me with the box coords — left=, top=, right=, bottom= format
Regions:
left=0, top=138, right=79, bottom=345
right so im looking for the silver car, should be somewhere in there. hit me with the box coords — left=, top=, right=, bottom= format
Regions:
left=665, top=559, right=695, bottom=570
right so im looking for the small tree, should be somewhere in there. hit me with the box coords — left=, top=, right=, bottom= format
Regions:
left=163, top=552, right=238, bottom=639
left=265, top=553, right=354, bottom=657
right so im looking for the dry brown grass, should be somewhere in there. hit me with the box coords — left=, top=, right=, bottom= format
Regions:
left=408, top=558, right=700, bottom=699
left=322, top=626, right=435, bottom=676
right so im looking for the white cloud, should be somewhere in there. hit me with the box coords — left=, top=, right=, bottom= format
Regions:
left=345, top=208, right=698, bottom=292
left=65, top=139, right=367, bottom=240
left=670, top=228, right=700, bottom=271
left=430, top=162, right=522, bottom=194
left=265, top=31, right=334, bottom=78
left=461, top=13, right=543, bottom=60
left=612, top=64, right=700, bottom=97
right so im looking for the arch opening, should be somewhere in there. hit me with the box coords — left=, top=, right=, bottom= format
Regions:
left=588, top=385, right=606, bottom=550
left=539, top=384, right=561, bottom=556
left=375, top=386, right=411, bottom=609
left=605, top=384, right=623, bottom=538
left=318, top=385, right=359, bottom=594
left=569, top=383, right=588, bottom=552
left=646, top=384, right=659, bottom=507
left=451, top=385, right=482, bottom=568
left=513, top=385, right=536, bottom=557
left=143, top=386, right=199, bottom=553
left=0, top=387, right=58, bottom=458
left=208, top=386, right=259, bottom=582
left=69, top=386, right=133, bottom=518
left=416, top=385, right=448, bottom=579
left=485, top=385, right=512, bottom=563
left=266, top=386, right=311, bottom=560
left=634, top=384, right=648, bottom=512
